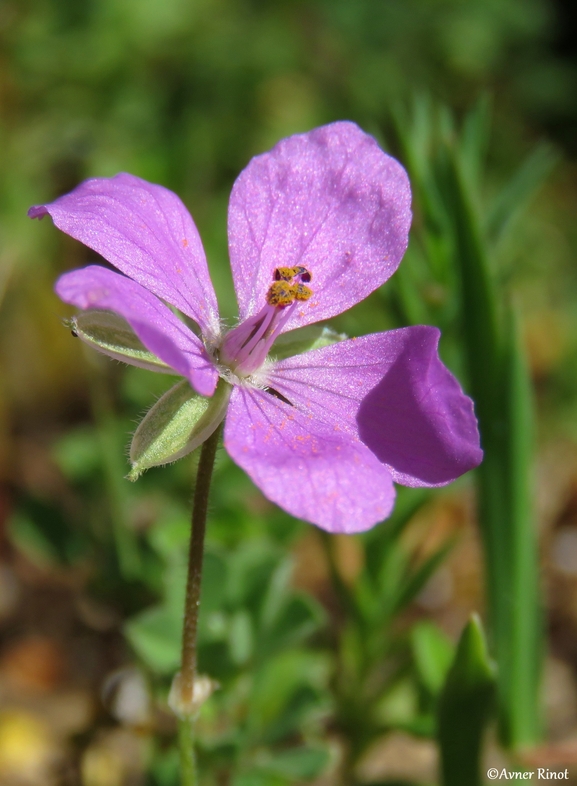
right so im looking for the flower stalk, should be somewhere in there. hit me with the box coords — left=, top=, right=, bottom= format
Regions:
left=182, top=422, right=221, bottom=704
left=168, top=424, right=222, bottom=783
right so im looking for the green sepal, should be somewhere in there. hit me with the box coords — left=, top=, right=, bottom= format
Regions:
left=69, top=310, right=173, bottom=373
left=271, top=325, right=347, bottom=360
left=128, top=378, right=231, bottom=480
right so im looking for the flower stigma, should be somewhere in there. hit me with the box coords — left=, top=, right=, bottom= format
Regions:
left=218, top=266, right=313, bottom=377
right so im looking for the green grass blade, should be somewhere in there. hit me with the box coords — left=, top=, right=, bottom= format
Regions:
left=458, top=93, right=493, bottom=195
left=443, top=147, right=542, bottom=747
left=498, top=308, right=542, bottom=743
left=486, top=143, right=558, bottom=244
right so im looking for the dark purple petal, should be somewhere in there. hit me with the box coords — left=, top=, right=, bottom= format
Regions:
left=227, top=121, right=411, bottom=333
left=56, top=265, right=218, bottom=396
left=224, top=386, right=395, bottom=533
left=268, top=326, right=483, bottom=487
left=29, top=174, right=219, bottom=337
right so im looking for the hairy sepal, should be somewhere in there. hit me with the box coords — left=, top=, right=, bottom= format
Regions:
left=128, top=378, right=230, bottom=480
left=70, top=310, right=173, bottom=373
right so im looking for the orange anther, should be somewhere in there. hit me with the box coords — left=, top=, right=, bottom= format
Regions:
left=274, top=267, right=296, bottom=281
left=267, top=267, right=313, bottom=308
left=293, top=283, right=312, bottom=301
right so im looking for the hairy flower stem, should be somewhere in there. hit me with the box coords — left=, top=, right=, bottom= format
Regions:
left=181, top=423, right=221, bottom=701
left=170, top=424, right=222, bottom=785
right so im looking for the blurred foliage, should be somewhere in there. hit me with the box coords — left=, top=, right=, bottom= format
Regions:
left=2, top=0, right=577, bottom=784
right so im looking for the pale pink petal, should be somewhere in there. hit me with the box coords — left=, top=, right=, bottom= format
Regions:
left=29, top=174, right=220, bottom=337
left=268, top=326, right=482, bottom=487
left=224, top=386, right=395, bottom=533
left=227, top=121, right=411, bottom=332
left=56, top=266, right=217, bottom=396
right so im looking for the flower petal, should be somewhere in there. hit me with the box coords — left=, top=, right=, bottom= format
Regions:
left=228, top=121, right=411, bottom=332
left=29, top=173, right=220, bottom=337
left=268, top=326, right=483, bottom=487
left=56, top=265, right=218, bottom=396
left=224, top=386, right=395, bottom=533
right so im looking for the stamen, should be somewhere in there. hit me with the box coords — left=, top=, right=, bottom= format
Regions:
left=267, top=281, right=297, bottom=307
left=266, top=266, right=313, bottom=308
left=294, top=283, right=312, bottom=301
left=220, top=265, right=314, bottom=376
left=274, top=267, right=296, bottom=282
left=293, top=266, right=312, bottom=283
left=239, top=314, right=267, bottom=349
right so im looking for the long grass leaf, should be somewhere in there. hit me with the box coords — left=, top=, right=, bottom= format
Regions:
left=443, top=146, right=541, bottom=747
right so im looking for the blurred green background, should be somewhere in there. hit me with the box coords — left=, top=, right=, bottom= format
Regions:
left=2, top=0, right=577, bottom=784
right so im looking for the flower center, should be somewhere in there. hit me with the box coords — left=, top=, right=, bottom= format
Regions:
left=219, top=266, right=313, bottom=376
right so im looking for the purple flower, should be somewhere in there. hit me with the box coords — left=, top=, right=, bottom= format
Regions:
left=29, top=121, right=482, bottom=533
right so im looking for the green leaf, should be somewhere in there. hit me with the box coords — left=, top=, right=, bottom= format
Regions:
left=363, top=488, right=430, bottom=582
left=248, top=650, right=330, bottom=739
left=8, top=510, right=64, bottom=567
left=443, top=139, right=542, bottom=747
left=225, top=544, right=280, bottom=611
left=257, top=556, right=326, bottom=656
left=147, top=509, right=191, bottom=558
left=263, top=684, right=324, bottom=744
left=255, top=746, right=331, bottom=780
left=8, top=497, right=86, bottom=567
left=70, top=310, right=173, bottom=372
left=199, top=550, right=229, bottom=614
left=495, top=309, right=542, bottom=745
left=486, top=143, right=558, bottom=244
left=228, top=609, right=253, bottom=665
left=232, top=773, right=285, bottom=786
left=259, top=594, right=325, bottom=658
left=442, top=148, right=500, bottom=415
left=52, top=426, right=100, bottom=480
left=392, top=538, right=456, bottom=615
left=271, top=325, right=347, bottom=360
left=259, top=557, right=294, bottom=631
left=125, top=545, right=228, bottom=673
left=438, top=615, right=496, bottom=786
left=458, top=93, right=492, bottom=195
left=411, top=621, right=455, bottom=696
left=125, top=604, right=182, bottom=673
left=128, top=378, right=231, bottom=479
left=375, top=677, right=420, bottom=727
